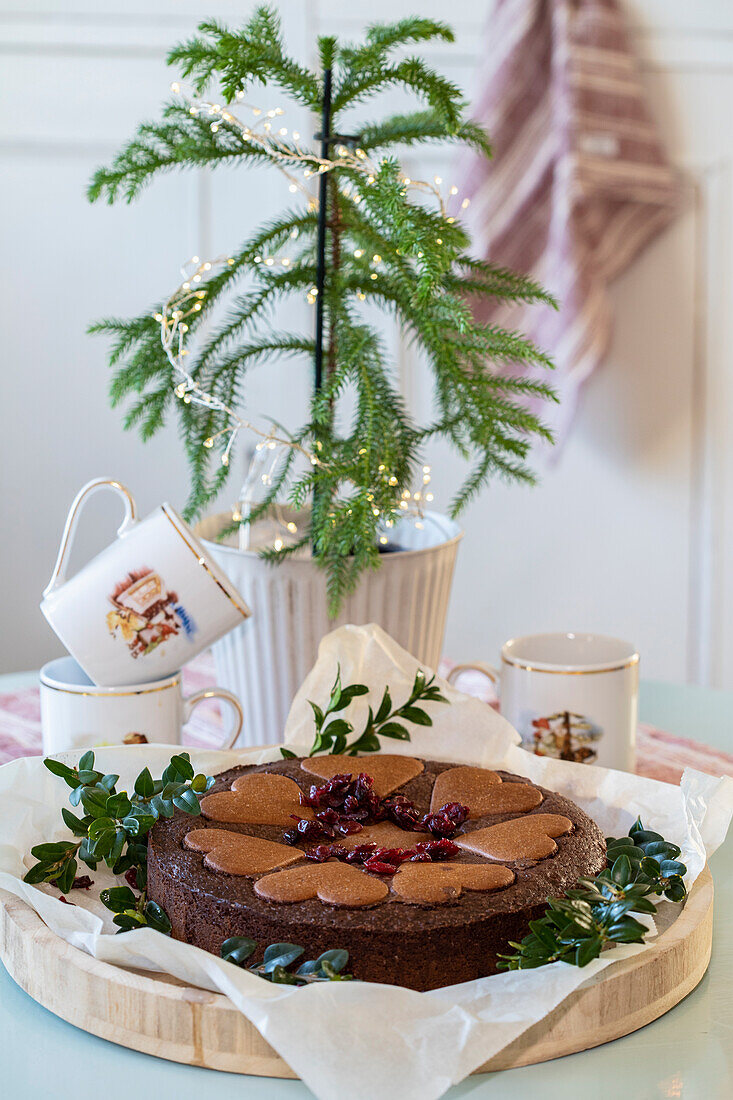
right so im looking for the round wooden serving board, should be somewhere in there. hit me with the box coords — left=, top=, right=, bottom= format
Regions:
left=0, top=867, right=713, bottom=1077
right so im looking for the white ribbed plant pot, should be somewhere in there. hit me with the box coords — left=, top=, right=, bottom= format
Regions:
left=194, top=511, right=462, bottom=746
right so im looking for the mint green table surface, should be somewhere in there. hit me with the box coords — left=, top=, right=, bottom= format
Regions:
left=1, top=676, right=731, bottom=1100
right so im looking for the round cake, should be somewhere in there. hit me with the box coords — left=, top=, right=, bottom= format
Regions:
left=147, top=754, right=606, bottom=990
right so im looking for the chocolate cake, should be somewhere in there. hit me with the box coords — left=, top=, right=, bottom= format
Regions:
left=147, top=755, right=606, bottom=990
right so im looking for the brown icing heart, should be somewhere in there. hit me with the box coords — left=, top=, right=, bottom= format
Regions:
left=254, top=861, right=389, bottom=908
left=391, top=862, right=514, bottom=904
left=455, top=813, right=573, bottom=863
left=184, top=828, right=305, bottom=876
left=338, top=822, right=418, bottom=849
left=300, top=754, right=423, bottom=797
left=200, top=773, right=314, bottom=826
left=430, top=765, right=543, bottom=818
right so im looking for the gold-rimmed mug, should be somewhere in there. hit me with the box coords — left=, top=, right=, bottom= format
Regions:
left=448, top=633, right=639, bottom=771
left=40, top=656, right=243, bottom=753
left=41, top=478, right=250, bottom=686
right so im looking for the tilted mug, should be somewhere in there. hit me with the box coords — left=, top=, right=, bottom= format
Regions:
left=448, top=632, right=639, bottom=771
left=41, top=478, right=250, bottom=686
left=40, top=656, right=244, bottom=754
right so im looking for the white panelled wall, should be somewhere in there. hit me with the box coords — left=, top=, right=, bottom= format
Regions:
left=1, top=1, right=732, bottom=691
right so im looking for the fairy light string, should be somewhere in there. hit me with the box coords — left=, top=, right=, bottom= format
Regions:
left=156, top=85, right=457, bottom=545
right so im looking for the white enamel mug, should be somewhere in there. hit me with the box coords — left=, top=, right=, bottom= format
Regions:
left=41, top=478, right=250, bottom=686
left=40, top=656, right=243, bottom=754
left=448, top=633, right=639, bottom=771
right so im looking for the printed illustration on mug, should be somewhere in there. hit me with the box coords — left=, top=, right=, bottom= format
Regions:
left=526, top=711, right=603, bottom=763
left=106, top=567, right=196, bottom=658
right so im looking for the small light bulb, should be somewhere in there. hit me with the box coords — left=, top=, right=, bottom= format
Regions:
left=170, top=82, right=180, bottom=93
left=203, top=438, right=214, bottom=448
left=379, top=536, right=388, bottom=545
left=354, top=249, right=364, bottom=258
left=461, top=198, right=470, bottom=209
left=274, top=538, right=283, bottom=551
left=286, top=522, right=298, bottom=533
left=372, top=254, right=381, bottom=263
left=450, top=185, right=458, bottom=195
left=292, top=131, right=300, bottom=141
left=434, top=175, right=442, bottom=185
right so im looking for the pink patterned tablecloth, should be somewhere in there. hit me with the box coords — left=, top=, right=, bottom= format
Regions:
left=4, top=655, right=733, bottom=786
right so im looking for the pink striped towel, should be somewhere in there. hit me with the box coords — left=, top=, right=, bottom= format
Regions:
left=458, top=0, right=683, bottom=442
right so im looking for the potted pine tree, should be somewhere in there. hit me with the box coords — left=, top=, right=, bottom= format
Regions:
left=89, top=9, right=556, bottom=743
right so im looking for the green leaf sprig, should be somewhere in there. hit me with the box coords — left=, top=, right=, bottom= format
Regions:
left=221, top=937, right=353, bottom=985
left=498, top=816, right=688, bottom=970
left=281, top=664, right=447, bottom=758
left=24, top=750, right=214, bottom=932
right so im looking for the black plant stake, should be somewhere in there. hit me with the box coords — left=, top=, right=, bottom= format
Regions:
left=313, top=67, right=331, bottom=396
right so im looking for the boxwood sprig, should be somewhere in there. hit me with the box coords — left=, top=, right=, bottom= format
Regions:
left=221, top=937, right=354, bottom=985
left=24, top=750, right=214, bottom=932
left=282, top=664, right=448, bottom=758
left=497, top=816, right=688, bottom=970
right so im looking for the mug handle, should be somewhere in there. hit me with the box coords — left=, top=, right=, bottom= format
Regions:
left=43, top=478, right=138, bottom=599
left=183, top=688, right=243, bottom=750
left=447, top=661, right=500, bottom=693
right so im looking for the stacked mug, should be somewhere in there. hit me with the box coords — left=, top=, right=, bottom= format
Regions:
left=39, top=478, right=250, bottom=755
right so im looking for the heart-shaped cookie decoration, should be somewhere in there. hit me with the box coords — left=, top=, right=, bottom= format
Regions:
left=455, top=813, right=573, bottom=863
left=184, top=828, right=305, bottom=876
left=254, top=861, right=389, bottom=908
left=300, top=754, right=423, bottom=797
left=430, top=765, right=543, bottom=818
left=391, top=862, right=514, bottom=904
left=200, top=773, right=314, bottom=826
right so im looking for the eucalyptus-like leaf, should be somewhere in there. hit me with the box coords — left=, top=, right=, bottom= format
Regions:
left=221, top=936, right=258, bottom=965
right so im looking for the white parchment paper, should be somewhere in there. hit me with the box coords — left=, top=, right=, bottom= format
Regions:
left=1, top=623, right=732, bottom=1100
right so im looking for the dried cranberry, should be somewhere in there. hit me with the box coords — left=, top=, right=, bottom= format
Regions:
left=345, top=844, right=377, bottom=863
left=305, top=843, right=347, bottom=862
left=335, top=819, right=363, bottom=836
left=409, top=851, right=432, bottom=862
left=420, top=802, right=469, bottom=838
left=71, top=875, right=94, bottom=890
left=416, top=838, right=460, bottom=860
left=124, top=867, right=139, bottom=889
left=283, top=828, right=300, bottom=846
left=383, top=794, right=424, bottom=830
left=295, top=818, right=329, bottom=841
left=363, top=857, right=399, bottom=874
